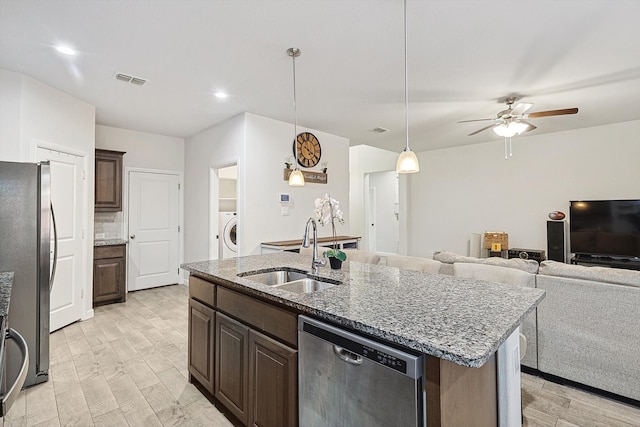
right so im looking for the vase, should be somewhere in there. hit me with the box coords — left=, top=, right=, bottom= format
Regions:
left=329, top=257, right=342, bottom=270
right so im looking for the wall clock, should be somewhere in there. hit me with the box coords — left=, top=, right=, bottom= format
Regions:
left=293, top=132, right=321, bottom=168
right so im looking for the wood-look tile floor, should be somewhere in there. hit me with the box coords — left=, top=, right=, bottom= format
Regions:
left=6, top=284, right=233, bottom=427
left=5, top=283, right=640, bottom=426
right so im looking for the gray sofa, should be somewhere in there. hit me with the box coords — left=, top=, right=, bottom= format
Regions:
left=431, top=251, right=640, bottom=402
left=433, top=251, right=540, bottom=369
left=536, top=260, right=640, bottom=401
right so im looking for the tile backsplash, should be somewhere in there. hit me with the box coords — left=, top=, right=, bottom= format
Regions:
left=94, top=211, right=124, bottom=239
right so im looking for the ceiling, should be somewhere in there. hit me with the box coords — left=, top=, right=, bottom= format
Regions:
left=1, top=0, right=639, bottom=153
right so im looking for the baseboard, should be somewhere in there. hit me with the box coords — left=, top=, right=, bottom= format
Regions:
left=528, top=370, right=640, bottom=408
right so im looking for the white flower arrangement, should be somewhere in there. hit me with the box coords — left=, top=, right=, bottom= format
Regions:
left=313, top=194, right=346, bottom=261
left=314, top=194, right=344, bottom=226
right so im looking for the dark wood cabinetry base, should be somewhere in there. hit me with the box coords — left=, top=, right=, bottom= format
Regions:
left=188, top=275, right=298, bottom=427
left=93, top=244, right=126, bottom=306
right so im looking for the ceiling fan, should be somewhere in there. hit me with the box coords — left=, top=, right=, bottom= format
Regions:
left=458, top=97, right=578, bottom=137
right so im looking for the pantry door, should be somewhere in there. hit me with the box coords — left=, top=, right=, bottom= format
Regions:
left=128, top=171, right=180, bottom=291
left=36, top=147, right=85, bottom=332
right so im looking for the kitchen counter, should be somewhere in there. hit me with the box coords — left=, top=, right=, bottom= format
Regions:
left=0, top=271, right=13, bottom=318
left=94, top=239, right=128, bottom=247
left=182, top=252, right=545, bottom=368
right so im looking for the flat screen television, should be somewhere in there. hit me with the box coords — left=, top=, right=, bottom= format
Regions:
left=570, top=199, right=640, bottom=259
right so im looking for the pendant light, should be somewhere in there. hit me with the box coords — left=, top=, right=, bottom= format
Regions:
left=396, top=0, right=420, bottom=174
left=287, top=47, right=305, bottom=187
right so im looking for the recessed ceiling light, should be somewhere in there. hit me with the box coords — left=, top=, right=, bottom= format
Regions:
left=54, top=45, right=77, bottom=56
left=214, top=91, right=228, bottom=99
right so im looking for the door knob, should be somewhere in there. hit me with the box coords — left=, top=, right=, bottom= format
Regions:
left=130, top=235, right=135, bottom=239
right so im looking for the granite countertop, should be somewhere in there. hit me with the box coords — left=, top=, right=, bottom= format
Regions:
left=182, top=253, right=545, bottom=368
left=0, top=271, right=13, bottom=318
left=94, top=239, right=128, bottom=247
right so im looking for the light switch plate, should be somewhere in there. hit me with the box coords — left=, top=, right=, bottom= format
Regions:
left=281, top=206, right=289, bottom=216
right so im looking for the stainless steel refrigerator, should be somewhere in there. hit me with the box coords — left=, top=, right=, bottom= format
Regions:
left=0, top=161, right=56, bottom=389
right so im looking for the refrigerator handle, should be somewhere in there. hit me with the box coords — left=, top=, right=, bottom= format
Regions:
left=50, top=201, right=58, bottom=291
left=1, top=328, right=29, bottom=417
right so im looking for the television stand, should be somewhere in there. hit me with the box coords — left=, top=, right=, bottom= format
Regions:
left=571, top=255, right=640, bottom=271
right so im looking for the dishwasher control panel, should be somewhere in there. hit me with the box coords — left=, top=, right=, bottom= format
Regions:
left=362, top=345, right=407, bottom=373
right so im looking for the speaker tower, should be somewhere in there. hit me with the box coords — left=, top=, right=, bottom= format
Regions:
left=547, top=221, right=566, bottom=262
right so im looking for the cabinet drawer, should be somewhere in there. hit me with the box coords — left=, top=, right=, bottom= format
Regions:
left=94, top=244, right=126, bottom=259
left=217, top=286, right=297, bottom=348
left=189, top=276, right=215, bottom=307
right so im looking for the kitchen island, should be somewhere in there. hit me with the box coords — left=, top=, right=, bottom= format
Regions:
left=182, top=252, right=545, bottom=427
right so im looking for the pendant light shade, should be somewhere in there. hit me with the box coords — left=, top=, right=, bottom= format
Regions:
left=397, top=148, right=420, bottom=173
left=396, top=0, right=420, bottom=174
left=288, top=169, right=305, bottom=186
left=287, top=47, right=305, bottom=186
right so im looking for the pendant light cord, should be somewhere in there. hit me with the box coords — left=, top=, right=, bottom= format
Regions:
left=292, top=50, right=299, bottom=166
left=404, top=0, right=410, bottom=152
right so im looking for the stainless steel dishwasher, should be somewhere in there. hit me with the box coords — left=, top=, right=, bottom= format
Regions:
left=298, top=316, right=424, bottom=427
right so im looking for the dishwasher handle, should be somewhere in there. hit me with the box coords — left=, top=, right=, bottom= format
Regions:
left=333, top=345, right=362, bottom=365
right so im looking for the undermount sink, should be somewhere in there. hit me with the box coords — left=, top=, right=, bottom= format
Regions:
left=273, top=278, right=336, bottom=293
left=239, top=269, right=307, bottom=285
left=239, top=269, right=339, bottom=294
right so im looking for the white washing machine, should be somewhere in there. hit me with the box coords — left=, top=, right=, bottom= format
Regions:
left=219, top=212, right=238, bottom=259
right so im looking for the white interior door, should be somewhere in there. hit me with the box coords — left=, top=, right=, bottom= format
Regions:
left=36, top=148, right=84, bottom=332
left=368, top=186, right=377, bottom=252
left=128, top=171, right=180, bottom=291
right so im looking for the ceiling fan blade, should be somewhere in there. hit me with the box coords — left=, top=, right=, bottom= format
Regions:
left=510, top=102, right=533, bottom=116
left=468, top=123, right=497, bottom=136
left=527, top=107, right=578, bottom=118
left=520, top=120, right=537, bottom=133
left=457, top=118, right=496, bottom=123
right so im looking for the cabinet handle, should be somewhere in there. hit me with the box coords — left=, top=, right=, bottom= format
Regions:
left=130, top=235, right=135, bottom=239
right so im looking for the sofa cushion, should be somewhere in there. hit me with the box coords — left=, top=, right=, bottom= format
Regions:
left=539, top=260, right=640, bottom=288
left=433, top=250, right=539, bottom=274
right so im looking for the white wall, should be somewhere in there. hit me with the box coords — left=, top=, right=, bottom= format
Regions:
left=95, top=125, right=185, bottom=171
left=0, top=70, right=23, bottom=160
left=406, top=120, right=640, bottom=258
left=0, top=69, right=96, bottom=320
left=244, top=113, right=350, bottom=255
left=184, top=114, right=245, bottom=263
left=349, top=144, right=404, bottom=251
left=183, top=112, right=350, bottom=262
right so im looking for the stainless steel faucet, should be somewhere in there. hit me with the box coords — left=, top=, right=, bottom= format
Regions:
left=302, top=218, right=326, bottom=274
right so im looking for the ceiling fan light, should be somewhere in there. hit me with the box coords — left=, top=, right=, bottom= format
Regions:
left=493, top=121, right=528, bottom=138
left=396, top=149, right=420, bottom=173
left=288, top=169, right=305, bottom=186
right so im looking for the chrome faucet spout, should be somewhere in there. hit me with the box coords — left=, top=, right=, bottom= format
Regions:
left=302, top=218, right=326, bottom=273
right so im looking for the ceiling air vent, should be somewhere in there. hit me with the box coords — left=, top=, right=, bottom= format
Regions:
left=369, top=127, right=389, bottom=134
left=113, top=72, right=147, bottom=86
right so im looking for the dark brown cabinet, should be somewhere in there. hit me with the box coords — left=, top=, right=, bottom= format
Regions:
left=215, top=312, right=250, bottom=425
left=93, top=244, right=126, bottom=306
left=249, top=330, right=297, bottom=427
left=95, top=149, right=125, bottom=211
left=187, top=276, right=299, bottom=427
left=188, top=298, right=215, bottom=393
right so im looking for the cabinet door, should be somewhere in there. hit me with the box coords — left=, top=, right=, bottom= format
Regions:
left=95, top=149, right=124, bottom=211
left=249, top=330, right=298, bottom=427
left=215, top=312, right=249, bottom=425
left=93, top=256, right=125, bottom=306
left=188, top=298, right=215, bottom=393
